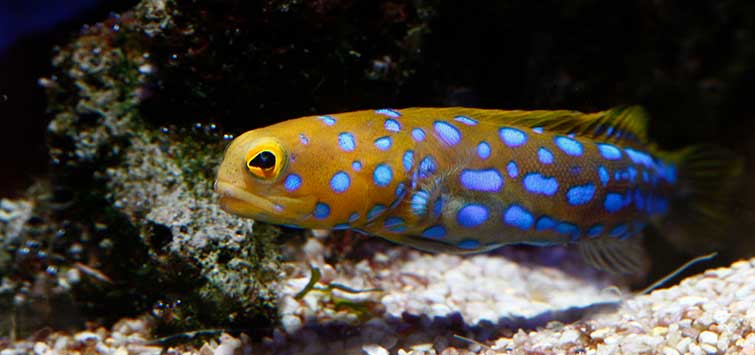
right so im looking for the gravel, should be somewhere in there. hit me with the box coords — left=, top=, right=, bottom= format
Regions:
left=2, top=239, right=754, bottom=355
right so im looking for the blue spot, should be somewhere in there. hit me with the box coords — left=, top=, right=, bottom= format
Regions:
left=566, top=183, right=596, bottom=205
left=433, top=196, right=443, bottom=218
left=499, top=127, right=528, bottom=147
left=410, top=190, right=430, bottom=216
left=532, top=127, right=544, bottom=134
left=586, top=224, right=603, bottom=238
left=384, top=118, right=401, bottom=132
left=384, top=217, right=406, bottom=232
left=507, top=161, right=518, bottom=178
left=314, top=202, right=330, bottom=219
left=523, top=173, right=559, bottom=196
left=433, top=121, right=462, bottom=146
left=598, top=166, right=609, bottom=186
left=338, top=132, right=356, bottom=152
left=299, top=133, right=309, bottom=145
left=554, top=136, right=583, bottom=156
left=333, top=223, right=351, bottom=230
left=367, top=204, right=386, bottom=221
left=535, top=216, right=556, bottom=231
left=504, top=205, right=534, bottom=230
left=422, top=225, right=446, bottom=239
left=597, top=143, right=622, bottom=160
left=418, top=156, right=437, bottom=179
left=660, top=164, right=677, bottom=184
left=411, top=128, right=426, bottom=142
left=642, top=170, right=650, bottom=183
left=457, top=240, right=481, bottom=250
left=477, top=141, right=491, bottom=159
left=349, top=212, right=360, bottom=223
left=614, top=170, right=622, bottom=181
left=555, top=222, right=579, bottom=239
left=374, top=136, right=392, bottom=150
left=608, top=224, right=628, bottom=238
left=284, top=174, right=302, bottom=191
left=394, top=182, right=406, bottom=198
left=330, top=171, right=350, bottom=193
left=538, top=147, right=554, bottom=164
left=373, top=164, right=393, bottom=187
left=604, top=192, right=625, bottom=213
left=318, top=115, right=336, bottom=126
left=459, top=169, right=504, bottom=192
left=352, top=160, right=362, bottom=172
left=402, top=150, right=414, bottom=172
left=457, top=204, right=489, bottom=228
left=454, top=115, right=478, bottom=126
left=625, top=148, right=654, bottom=167
left=376, top=108, right=400, bottom=118
left=627, top=166, right=637, bottom=182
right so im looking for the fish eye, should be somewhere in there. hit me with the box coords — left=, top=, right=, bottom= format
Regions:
left=244, top=140, right=285, bottom=179
left=248, top=151, right=276, bottom=170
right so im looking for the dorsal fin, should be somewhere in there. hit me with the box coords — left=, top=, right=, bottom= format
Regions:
left=402, top=106, right=649, bottom=145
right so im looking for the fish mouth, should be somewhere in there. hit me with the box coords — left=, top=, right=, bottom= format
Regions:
left=215, top=180, right=313, bottom=219
left=215, top=180, right=278, bottom=216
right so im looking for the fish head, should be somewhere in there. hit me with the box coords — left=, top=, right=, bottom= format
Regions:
left=215, top=123, right=318, bottom=226
left=215, top=117, right=377, bottom=228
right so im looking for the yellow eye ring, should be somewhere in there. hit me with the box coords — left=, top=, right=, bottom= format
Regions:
left=244, top=139, right=285, bottom=179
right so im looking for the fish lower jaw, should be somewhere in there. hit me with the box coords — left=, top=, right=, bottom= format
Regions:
left=215, top=181, right=278, bottom=217
left=214, top=181, right=317, bottom=223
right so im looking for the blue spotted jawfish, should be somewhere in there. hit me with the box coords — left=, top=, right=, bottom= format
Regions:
left=215, top=107, right=742, bottom=274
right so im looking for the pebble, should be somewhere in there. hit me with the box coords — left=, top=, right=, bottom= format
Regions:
left=699, top=331, right=719, bottom=345
left=700, top=343, right=718, bottom=354
left=652, top=326, right=668, bottom=336
left=557, top=329, right=580, bottom=345
left=678, top=296, right=708, bottom=307
left=362, top=344, right=389, bottom=355
left=676, top=337, right=693, bottom=353
left=662, top=346, right=681, bottom=355
left=590, top=328, right=611, bottom=339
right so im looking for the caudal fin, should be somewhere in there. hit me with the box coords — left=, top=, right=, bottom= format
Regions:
left=659, top=145, right=744, bottom=252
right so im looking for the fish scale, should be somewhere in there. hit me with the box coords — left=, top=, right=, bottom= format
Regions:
left=215, top=106, right=741, bottom=275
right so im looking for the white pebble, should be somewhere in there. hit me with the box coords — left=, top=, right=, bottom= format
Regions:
left=281, top=314, right=302, bottom=334
left=362, top=344, right=389, bottom=355
left=688, top=342, right=704, bottom=355
left=662, top=346, right=681, bottom=355
left=74, top=331, right=100, bottom=343
left=678, top=296, right=708, bottom=307
left=557, top=329, right=581, bottom=345
left=699, top=331, right=719, bottom=345
left=700, top=343, right=718, bottom=354
left=33, top=342, right=49, bottom=355
left=590, top=328, right=611, bottom=339
left=676, top=337, right=692, bottom=353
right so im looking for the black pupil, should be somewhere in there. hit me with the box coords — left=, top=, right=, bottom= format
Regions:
left=249, top=151, right=276, bottom=169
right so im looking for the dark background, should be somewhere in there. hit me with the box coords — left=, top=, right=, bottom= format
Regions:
left=0, top=0, right=137, bottom=197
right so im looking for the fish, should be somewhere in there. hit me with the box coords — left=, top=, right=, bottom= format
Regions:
left=215, top=107, right=742, bottom=274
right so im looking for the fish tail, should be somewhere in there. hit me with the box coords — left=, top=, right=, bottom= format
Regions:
left=658, top=145, right=745, bottom=252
